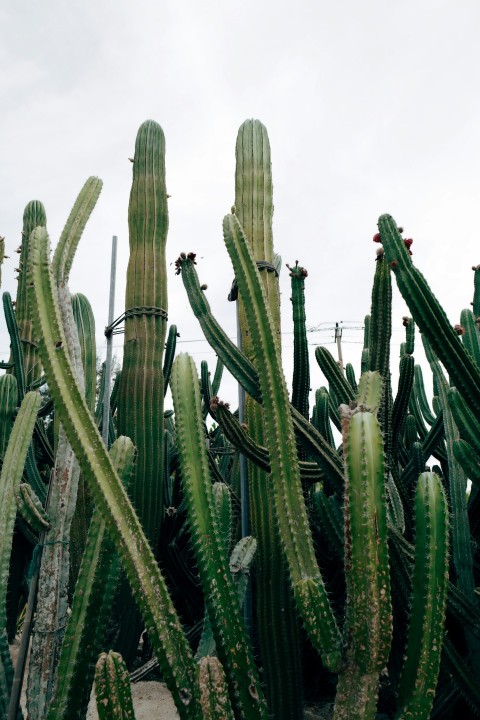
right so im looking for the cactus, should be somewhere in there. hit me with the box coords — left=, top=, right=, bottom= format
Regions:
left=333, top=372, right=392, bottom=720
left=47, top=436, right=135, bottom=720
left=116, top=120, right=169, bottom=551
left=28, top=225, right=201, bottom=719
left=94, top=651, right=135, bottom=720
left=378, top=214, right=480, bottom=415
left=223, top=211, right=342, bottom=671
left=171, top=353, right=268, bottom=718
left=396, top=473, right=449, bottom=720
left=288, top=261, right=310, bottom=419
left=14, top=200, right=47, bottom=387
left=0, top=391, right=41, bottom=718
left=198, top=657, right=235, bottom=720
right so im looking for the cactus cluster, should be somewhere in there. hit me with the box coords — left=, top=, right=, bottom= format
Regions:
left=0, top=118, right=478, bottom=720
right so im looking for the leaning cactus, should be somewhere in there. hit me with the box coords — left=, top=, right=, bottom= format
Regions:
left=28, top=226, right=201, bottom=719
left=223, top=211, right=342, bottom=671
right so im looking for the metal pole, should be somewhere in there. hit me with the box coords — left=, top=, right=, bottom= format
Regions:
left=335, top=321, right=344, bottom=372
left=102, top=236, right=117, bottom=446
left=236, top=299, right=252, bottom=635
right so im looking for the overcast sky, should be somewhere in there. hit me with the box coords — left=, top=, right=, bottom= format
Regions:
left=1, top=0, right=479, bottom=407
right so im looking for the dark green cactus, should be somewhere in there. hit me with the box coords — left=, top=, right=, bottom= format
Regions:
left=288, top=261, right=310, bottom=419
left=0, top=391, right=41, bottom=719
left=378, top=214, right=480, bottom=415
left=396, top=472, right=449, bottom=720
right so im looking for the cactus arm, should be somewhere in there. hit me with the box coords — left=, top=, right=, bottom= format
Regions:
left=51, top=177, right=102, bottom=285
left=312, top=387, right=336, bottom=448
left=71, top=293, right=97, bottom=414
left=313, top=489, right=343, bottom=556
left=94, top=651, right=136, bottom=720
left=28, top=226, right=200, bottom=719
left=378, top=214, right=480, bottom=414
left=163, top=324, right=178, bottom=395
left=48, top=436, right=135, bottom=720
left=315, top=346, right=355, bottom=407
left=422, top=336, right=475, bottom=599
left=178, top=255, right=262, bottom=401
left=288, top=261, right=310, bottom=419
left=223, top=212, right=342, bottom=670
left=3, top=292, right=26, bottom=401
left=459, top=308, right=480, bottom=368
left=453, top=439, right=480, bottom=487
left=396, top=472, right=449, bottom=720
left=0, top=391, right=41, bottom=719
left=213, top=400, right=323, bottom=482
left=0, top=375, right=18, bottom=458
left=345, top=363, right=358, bottom=394
left=473, top=264, right=480, bottom=317
left=15, top=483, right=50, bottom=532
left=391, top=353, right=414, bottom=459
left=210, top=356, right=223, bottom=396
left=413, top=364, right=436, bottom=426
left=171, top=353, right=268, bottom=719
left=290, top=404, right=344, bottom=486
left=15, top=200, right=47, bottom=385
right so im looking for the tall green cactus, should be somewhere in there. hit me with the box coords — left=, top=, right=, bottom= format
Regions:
left=14, top=200, right=47, bottom=387
left=235, top=119, right=303, bottom=718
left=116, top=119, right=169, bottom=551
left=396, top=472, right=449, bottom=720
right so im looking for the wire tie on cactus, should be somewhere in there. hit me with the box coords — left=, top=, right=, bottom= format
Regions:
left=228, top=261, right=278, bottom=301
left=104, top=306, right=168, bottom=336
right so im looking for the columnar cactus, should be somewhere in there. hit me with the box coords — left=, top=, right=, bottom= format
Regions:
left=116, top=119, right=169, bottom=551
left=234, top=119, right=303, bottom=718
left=396, top=472, right=449, bottom=720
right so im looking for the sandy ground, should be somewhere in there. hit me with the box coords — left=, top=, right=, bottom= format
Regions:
left=10, top=639, right=179, bottom=719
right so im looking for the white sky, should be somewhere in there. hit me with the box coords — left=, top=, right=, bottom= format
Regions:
left=1, top=0, right=479, bottom=408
